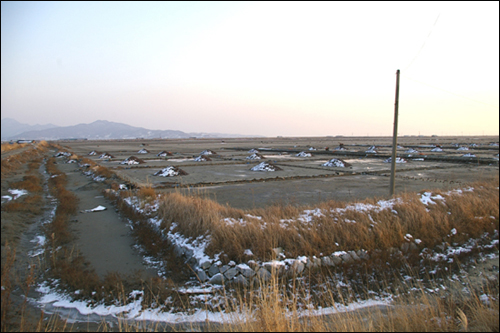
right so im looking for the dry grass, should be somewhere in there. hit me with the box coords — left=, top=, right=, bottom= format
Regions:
left=1, top=142, right=28, bottom=153
left=1, top=141, right=49, bottom=176
left=209, top=266, right=499, bottom=332
left=156, top=178, right=499, bottom=263
left=8, top=174, right=43, bottom=193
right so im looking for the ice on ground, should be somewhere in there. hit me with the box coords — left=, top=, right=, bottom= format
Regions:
left=462, top=153, right=476, bottom=157
left=431, top=147, right=443, bottom=152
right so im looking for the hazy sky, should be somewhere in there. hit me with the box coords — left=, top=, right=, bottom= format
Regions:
left=1, top=1, right=499, bottom=137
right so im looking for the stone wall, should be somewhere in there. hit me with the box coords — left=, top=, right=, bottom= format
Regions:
left=172, top=241, right=419, bottom=286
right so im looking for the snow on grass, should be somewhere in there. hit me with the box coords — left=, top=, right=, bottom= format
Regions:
left=420, top=192, right=445, bottom=205
left=2, top=188, right=29, bottom=202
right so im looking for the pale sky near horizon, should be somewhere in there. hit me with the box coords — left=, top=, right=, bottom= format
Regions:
left=1, top=1, right=499, bottom=137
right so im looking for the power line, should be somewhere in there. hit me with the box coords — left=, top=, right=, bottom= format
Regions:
left=402, top=74, right=499, bottom=109
left=403, top=13, right=441, bottom=71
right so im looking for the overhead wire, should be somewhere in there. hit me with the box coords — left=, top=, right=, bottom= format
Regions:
left=400, top=10, right=498, bottom=110
left=403, top=13, right=441, bottom=71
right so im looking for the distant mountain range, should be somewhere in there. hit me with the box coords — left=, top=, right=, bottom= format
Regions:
left=1, top=119, right=261, bottom=141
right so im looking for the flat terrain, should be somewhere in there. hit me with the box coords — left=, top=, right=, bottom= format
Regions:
left=61, top=135, right=499, bottom=209
left=1, top=136, right=498, bottom=330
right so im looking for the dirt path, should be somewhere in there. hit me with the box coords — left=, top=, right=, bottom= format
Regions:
left=56, top=160, right=157, bottom=279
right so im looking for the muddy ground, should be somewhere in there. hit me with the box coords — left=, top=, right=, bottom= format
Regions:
left=61, top=135, right=498, bottom=209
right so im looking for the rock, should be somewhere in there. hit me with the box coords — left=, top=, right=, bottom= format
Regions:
left=237, top=264, right=256, bottom=278
left=184, top=248, right=194, bottom=259
left=256, top=268, right=272, bottom=282
left=330, top=255, right=343, bottom=265
left=290, top=260, right=305, bottom=274
left=209, top=273, right=224, bottom=285
left=247, top=260, right=260, bottom=270
left=196, top=269, right=208, bottom=282
left=356, top=250, right=370, bottom=260
left=263, top=261, right=285, bottom=275
left=341, top=252, right=353, bottom=263
left=388, top=247, right=402, bottom=256
left=306, top=257, right=321, bottom=271
left=224, top=267, right=238, bottom=280
left=200, top=260, right=212, bottom=270
left=272, top=247, right=284, bottom=257
left=312, top=257, right=322, bottom=267
left=219, top=265, right=230, bottom=274
left=187, top=257, right=198, bottom=267
left=321, top=256, right=335, bottom=267
left=401, top=243, right=410, bottom=253
left=348, top=251, right=360, bottom=261
left=208, top=264, right=220, bottom=277
left=233, top=274, right=249, bottom=287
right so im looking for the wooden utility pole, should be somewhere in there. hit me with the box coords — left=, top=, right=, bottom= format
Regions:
left=389, top=69, right=400, bottom=196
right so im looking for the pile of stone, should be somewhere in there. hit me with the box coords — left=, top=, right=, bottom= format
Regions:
left=384, top=157, right=407, bottom=164
left=99, top=152, right=115, bottom=159
left=54, top=151, right=72, bottom=157
left=154, top=166, right=188, bottom=177
left=194, top=155, right=212, bottom=162
left=296, top=151, right=312, bottom=157
left=157, top=151, right=174, bottom=157
left=177, top=243, right=419, bottom=286
left=120, top=156, right=145, bottom=165
left=246, top=153, right=265, bottom=160
left=322, top=158, right=351, bottom=167
left=251, top=162, right=282, bottom=172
